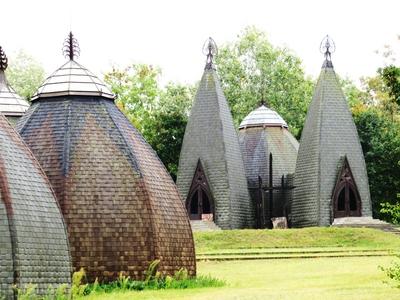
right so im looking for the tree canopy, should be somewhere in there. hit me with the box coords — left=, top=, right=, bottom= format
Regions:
left=5, top=50, right=44, bottom=100
left=216, top=27, right=314, bottom=138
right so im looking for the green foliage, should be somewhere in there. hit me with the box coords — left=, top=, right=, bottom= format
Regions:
left=72, top=268, right=89, bottom=297
left=12, top=283, right=69, bottom=300
left=380, top=255, right=400, bottom=288
left=5, top=50, right=45, bottom=100
left=144, top=259, right=160, bottom=283
left=145, top=84, right=194, bottom=180
left=352, top=105, right=400, bottom=216
left=104, top=64, right=160, bottom=134
left=15, top=283, right=38, bottom=300
left=380, top=65, right=400, bottom=107
left=104, top=66, right=193, bottom=180
left=215, top=26, right=314, bottom=138
left=380, top=202, right=400, bottom=224
left=79, top=262, right=223, bottom=296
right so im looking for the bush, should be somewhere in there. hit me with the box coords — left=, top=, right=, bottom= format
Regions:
left=380, top=202, right=400, bottom=224
left=380, top=255, right=400, bottom=287
left=8, top=261, right=225, bottom=298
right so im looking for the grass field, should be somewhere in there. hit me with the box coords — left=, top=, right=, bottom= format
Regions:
left=79, top=228, right=400, bottom=299
left=194, top=227, right=400, bottom=252
left=82, top=256, right=400, bottom=300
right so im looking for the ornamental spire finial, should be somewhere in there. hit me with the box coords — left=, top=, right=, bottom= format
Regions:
left=0, top=46, right=8, bottom=71
left=62, top=31, right=80, bottom=61
left=320, top=35, right=335, bottom=68
left=259, top=77, right=268, bottom=107
left=202, top=37, right=218, bottom=70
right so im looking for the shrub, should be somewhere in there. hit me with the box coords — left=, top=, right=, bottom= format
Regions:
left=380, top=202, right=400, bottom=224
left=380, top=255, right=400, bottom=287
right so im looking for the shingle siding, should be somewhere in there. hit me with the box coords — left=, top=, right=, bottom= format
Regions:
left=17, top=96, right=196, bottom=282
left=292, top=65, right=372, bottom=227
left=177, top=70, right=252, bottom=229
left=0, top=115, right=71, bottom=299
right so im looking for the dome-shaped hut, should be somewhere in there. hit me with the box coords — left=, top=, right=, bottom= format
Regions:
left=0, top=47, right=29, bottom=125
left=238, top=104, right=298, bottom=227
left=0, top=47, right=71, bottom=299
left=17, top=33, right=195, bottom=282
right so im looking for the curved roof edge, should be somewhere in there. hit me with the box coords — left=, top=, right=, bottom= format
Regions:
left=239, top=105, right=288, bottom=129
left=31, top=60, right=115, bottom=101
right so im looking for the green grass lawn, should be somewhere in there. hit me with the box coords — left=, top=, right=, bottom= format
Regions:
left=194, top=227, right=400, bottom=252
left=82, top=256, right=400, bottom=300
left=79, top=228, right=400, bottom=299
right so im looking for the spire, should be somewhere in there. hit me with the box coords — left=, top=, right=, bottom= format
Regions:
left=320, top=35, right=335, bottom=68
left=202, top=37, right=218, bottom=70
left=62, top=31, right=80, bottom=61
left=0, top=46, right=8, bottom=71
left=259, top=78, right=268, bottom=107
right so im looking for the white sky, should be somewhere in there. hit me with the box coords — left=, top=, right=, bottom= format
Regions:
left=2, top=0, right=400, bottom=86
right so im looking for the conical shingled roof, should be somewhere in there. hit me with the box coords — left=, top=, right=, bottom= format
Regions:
left=292, top=44, right=372, bottom=227
left=0, top=47, right=30, bottom=121
left=17, top=33, right=195, bottom=282
left=0, top=113, right=71, bottom=298
left=177, top=39, right=252, bottom=229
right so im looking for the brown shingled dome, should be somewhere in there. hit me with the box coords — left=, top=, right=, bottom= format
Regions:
left=0, top=113, right=71, bottom=298
left=16, top=33, right=196, bottom=282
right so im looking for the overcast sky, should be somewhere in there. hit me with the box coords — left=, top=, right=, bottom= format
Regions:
left=2, top=0, right=399, bottom=86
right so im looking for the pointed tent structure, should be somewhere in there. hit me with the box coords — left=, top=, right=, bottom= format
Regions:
left=0, top=46, right=71, bottom=299
left=292, top=37, right=372, bottom=227
left=238, top=104, right=298, bottom=222
left=177, top=38, right=252, bottom=229
left=17, top=32, right=195, bottom=282
left=0, top=47, right=29, bottom=125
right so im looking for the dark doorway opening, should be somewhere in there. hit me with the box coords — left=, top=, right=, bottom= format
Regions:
left=333, top=157, right=362, bottom=218
left=186, top=160, right=214, bottom=221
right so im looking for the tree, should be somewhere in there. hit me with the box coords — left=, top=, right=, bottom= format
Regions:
left=215, top=26, right=314, bottom=138
left=146, top=84, right=194, bottom=180
left=352, top=104, right=400, bottom=217
left=5, top=50, right=45, bottom=100
left=104, top=64, right=160, bottom=136
left=104, top=65, right=193, bottom=180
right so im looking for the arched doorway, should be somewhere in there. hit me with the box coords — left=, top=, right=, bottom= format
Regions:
left=186, top=160, right=214, bottom=221
left=333, top=157, right=361, bottom=218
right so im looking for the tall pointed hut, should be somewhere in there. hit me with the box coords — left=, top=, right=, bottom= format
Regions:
left=177, top=38, right=252, bottom=229
left=292, top=36, right=372, bottom=227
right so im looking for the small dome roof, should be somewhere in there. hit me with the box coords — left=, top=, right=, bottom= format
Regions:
left=31, top=60, right=114, bottom=101
left=0, top=76, right=30, bottom=116
left=239, top=105, right=288, bottom=129
left=0, top=48, right=30, bottom=117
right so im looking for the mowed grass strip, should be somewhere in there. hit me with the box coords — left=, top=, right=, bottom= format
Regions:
left=196, top=251, right=392, bottom=261
left=194, top=227, right=400, bottom=252
left=80, top=256, right=400, bottom=300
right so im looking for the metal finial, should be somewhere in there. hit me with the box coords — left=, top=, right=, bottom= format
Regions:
left=259, top=78, right=268, bottom=107
left=62, top=32, right=80, bottom=60
left=320, top=35, right=335, bottom=67
left=202, top=37, right=218, bottom=70
left=0, top=47, right=8, bottom=71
